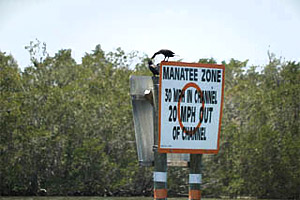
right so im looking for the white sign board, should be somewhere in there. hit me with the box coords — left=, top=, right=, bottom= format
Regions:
left=158, top=61, right=225, bottom=154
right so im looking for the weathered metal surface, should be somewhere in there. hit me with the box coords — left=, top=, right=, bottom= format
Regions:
left=130, top=75, right=190, bottom=167
left=130, top=76, right=154, bottom=166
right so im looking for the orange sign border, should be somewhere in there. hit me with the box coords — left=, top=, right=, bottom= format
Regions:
left=158, top=61, right=225, bottom=154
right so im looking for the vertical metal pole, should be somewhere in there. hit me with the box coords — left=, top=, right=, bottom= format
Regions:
left=152, top=76, right=168, bottom=200
left=189, top=154, right=202, bottom=200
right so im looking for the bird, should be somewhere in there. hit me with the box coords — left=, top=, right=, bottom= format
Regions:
left=148, top=59, right=160, bottom=76
left=151, top=49, right=175, bottom=61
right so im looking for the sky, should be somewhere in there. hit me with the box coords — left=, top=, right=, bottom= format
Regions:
left=1, top=0, right=299, bottom=70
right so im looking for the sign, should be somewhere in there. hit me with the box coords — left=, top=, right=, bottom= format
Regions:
left=158, top=61, right=225, bottom=154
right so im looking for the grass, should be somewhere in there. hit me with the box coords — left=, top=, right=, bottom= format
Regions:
left=0, top=197, right=230, bottom=200
left=0, top=197, right=219, bottom=200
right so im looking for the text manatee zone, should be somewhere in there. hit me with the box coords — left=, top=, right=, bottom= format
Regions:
left=159, top=63, right=224, bottom=153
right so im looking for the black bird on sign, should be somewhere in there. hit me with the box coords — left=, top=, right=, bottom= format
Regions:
left=148, top=60, right=160, bottom=76
left=151, top=49, right=175, bottom=61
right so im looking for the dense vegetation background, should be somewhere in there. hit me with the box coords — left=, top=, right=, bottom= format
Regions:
left=1, top=42, right=299, bottom=199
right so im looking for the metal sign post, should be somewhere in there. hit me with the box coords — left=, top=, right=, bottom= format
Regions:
left=130, top=60, right=225, bottom=200
left=189, top=154, right=202, bottom=200
left=157, top=61, right=225, bottom=200
left=153, top=76, right=168, bottom=200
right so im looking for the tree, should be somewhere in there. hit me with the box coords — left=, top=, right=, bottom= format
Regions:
left=1, top=43, right=299, bottom=198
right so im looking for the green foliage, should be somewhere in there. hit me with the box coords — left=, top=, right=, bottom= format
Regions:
left=0, top=43, right=299, bottom=198
left=202, top=56, right=300, bottom=199
left=198, top=58, right=217, bottom=64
